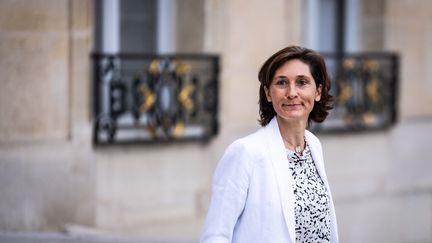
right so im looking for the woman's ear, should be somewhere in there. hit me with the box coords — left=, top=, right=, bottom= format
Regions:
left=264, top=86, right=272, bottom=102
left=315, top=84, right=322, bottom=102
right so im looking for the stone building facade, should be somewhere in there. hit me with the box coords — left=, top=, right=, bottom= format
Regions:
left=0, top=0, right=431, bottom=242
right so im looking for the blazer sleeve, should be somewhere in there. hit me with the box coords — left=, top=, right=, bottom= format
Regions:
left=200, top=140, right=253, bottom=243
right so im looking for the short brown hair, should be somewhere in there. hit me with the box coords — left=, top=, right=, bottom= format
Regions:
left=258, top=46, right=333, bottom=126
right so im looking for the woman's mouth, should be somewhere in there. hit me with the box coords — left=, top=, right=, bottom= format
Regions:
left=283, top=103, right=301, bottom=107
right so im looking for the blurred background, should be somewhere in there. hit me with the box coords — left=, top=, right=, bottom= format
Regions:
left=0, top=0, right=432, bottom=242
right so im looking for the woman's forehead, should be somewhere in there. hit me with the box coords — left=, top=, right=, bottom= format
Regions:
left=274, top=59, right=312, bottom=77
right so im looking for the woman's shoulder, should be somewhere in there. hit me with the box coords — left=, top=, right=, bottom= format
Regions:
left=214, top=128, right=267, bottom=178
left=225, top=127, right=268, bottom=156
left=234, top=126, right=267, bottom=146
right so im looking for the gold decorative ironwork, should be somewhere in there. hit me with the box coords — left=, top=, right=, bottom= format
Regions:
left=178, top=83, right=195, bottom=112
left=342, top=58, right=355, bottom=70
left=337, top=81, right=351, bottom=104
left=92, top=53, right=219, bottom=144
left=138, top=84, right=156, bottom=112
left=311, top=53, right=398, bottom=132
left=148, top=60, right=161, bottom=75
left=366, top=79, right=380, bottom=104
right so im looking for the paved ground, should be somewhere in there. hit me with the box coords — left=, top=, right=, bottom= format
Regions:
left=0, top=232, right=195, bottom=243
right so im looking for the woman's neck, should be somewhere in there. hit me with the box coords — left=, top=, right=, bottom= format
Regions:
left=276, top=116, right=307, bottom=152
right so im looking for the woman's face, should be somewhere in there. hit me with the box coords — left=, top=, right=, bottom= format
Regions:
left=265, top=59, right=321, bottom=124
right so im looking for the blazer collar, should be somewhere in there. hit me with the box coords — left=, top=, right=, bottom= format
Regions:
left=264, top=117, right=296, bottom=242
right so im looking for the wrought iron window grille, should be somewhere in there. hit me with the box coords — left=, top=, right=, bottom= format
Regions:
left=311, top=52, right=399, bottom=133
left=92, top=53, right=219, bottom=145
left=92, top=52, right=398, bottom=144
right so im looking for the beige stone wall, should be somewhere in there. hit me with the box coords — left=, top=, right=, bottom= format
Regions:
left=1, top=0, right=432, bottom=242
left=204, top=0, right=302, bottom=135
left=0, top=0, right=94, bottom=231
left=384, top=0, right=432, bottom=118
left=360, top=0, right=385, bottom=51
left=176, top=0, right=205, bottom=53
left=0, top=0, right=69, bottom=141
left=324, top=0, right=432, bottom=242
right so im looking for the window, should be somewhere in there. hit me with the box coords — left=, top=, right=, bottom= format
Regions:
left=94, top=0, right=205, bottom=54
left=92, top=0, right=219, bottom=144
left=303, top=0, right=398, bottom=132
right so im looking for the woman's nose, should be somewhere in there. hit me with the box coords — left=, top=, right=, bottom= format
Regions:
left=286, top=83, right=298, bottom=99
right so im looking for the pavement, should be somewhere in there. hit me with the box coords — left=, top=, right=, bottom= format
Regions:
left=0, top=232, right=196, bottom=243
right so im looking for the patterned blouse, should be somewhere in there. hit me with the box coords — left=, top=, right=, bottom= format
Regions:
left=287, top=142, right=331, bottom=242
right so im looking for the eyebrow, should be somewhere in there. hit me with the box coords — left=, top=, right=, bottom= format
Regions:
left=274, top=75, right=311, bottom=79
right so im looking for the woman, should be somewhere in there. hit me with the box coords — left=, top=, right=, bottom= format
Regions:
left=200, top=46, right=338, bottom=243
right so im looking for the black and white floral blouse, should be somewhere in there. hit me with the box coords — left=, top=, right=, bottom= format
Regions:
left=287, top=142, right=331, bottom=243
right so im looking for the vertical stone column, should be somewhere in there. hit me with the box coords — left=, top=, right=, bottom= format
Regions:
left=361, top=0, right=385, bottom=51
left=203, top=0, right=303, bottom=135
left=0, top=0, right=95, bottom=231
left=385, top=0, right=432, bottom=118
left=0, top=0, right=70, bottom=141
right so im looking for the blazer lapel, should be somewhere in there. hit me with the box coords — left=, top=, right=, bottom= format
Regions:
left=305, top=131, right=339, bottom=242
left=264, top=118, right=296, bottom=243
left=305, top=131, right=329, bottom=188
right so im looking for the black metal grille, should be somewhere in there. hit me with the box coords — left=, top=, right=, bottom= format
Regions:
left=92, top=52, right=398, bottom=144
left=311, top=53, right=399, bottom=132
left=92, top=53, right=219, bottom=145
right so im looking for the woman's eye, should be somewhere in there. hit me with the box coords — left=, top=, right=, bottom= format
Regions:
left=297, top=79, right=308, bottom=86
left=275, top=79, right=287, bottom=86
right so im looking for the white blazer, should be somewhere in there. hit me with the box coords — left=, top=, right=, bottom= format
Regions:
left=201, top=117, right=338, bottom=243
